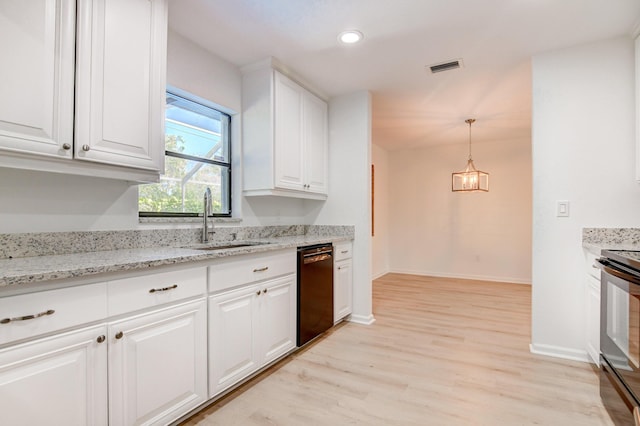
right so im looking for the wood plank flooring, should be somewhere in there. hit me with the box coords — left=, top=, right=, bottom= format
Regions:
left=181, top=273, right=613, bottom=425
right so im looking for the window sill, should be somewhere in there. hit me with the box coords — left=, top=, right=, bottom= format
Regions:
left=138, top=216, right=242, bottom=225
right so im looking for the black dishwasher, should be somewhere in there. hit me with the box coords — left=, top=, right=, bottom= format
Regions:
left=297, top=244, right=334, bottom=347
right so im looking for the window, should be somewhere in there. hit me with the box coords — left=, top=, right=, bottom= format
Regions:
left=139, top=91, right=232, bottom=217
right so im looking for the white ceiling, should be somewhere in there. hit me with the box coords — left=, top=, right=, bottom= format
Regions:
left=169, top=0, right=640, bottom=151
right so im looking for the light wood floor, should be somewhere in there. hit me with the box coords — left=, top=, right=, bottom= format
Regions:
left=182, top=273, right=613, bottom=425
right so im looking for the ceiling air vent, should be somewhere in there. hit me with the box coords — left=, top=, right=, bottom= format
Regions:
left=427, top=59, right=463, bottom=74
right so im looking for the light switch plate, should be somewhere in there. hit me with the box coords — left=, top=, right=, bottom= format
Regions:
left=556, top=200, right=570, bottom=217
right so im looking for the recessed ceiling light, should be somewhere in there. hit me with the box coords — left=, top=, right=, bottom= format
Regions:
left=338, top=30, right=363, bottom=44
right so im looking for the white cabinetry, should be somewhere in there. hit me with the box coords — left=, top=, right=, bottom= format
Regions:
left=0, top=325, right=108, bottom=426
left=0, top=0, right=75, bottom=158
left=0, top=0, right=167, bottom=182
left=108, top=299, right=207, bottom=426
left=208, top=250, right=297, bottom=397
left=0, top=266, right=207, bottom=425
left=334, top=242, right=353, bottom=323
left=75, top=0, right=166, bottom=172
left=584, top=249, right=601, bottom=365
left=243, top=61, right=328, bottom=199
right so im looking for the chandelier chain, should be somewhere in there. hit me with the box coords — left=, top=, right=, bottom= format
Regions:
left=465, top=118, right=475, bottom=160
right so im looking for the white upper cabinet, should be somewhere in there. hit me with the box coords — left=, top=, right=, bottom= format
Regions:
left=0, top=0, right=75, bottom=157
left=273, top=72, right=305, bottom=191
left=243, top=60, right=328, bottom=200
left=303, top=91, right=329, bottom=194
left=0, top=0, right=167, bottom=182
left=75, top=0, right=166, bottom=172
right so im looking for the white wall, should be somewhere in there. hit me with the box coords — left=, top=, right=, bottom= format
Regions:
left=386, top=138, right=532, bottom=284
left=309, top=91, right=374, bottom=324
left=0, top=168, right=139, bottom=233
left=372, top=144, right=390, bottom=279
left=531, top=36, right=640, bottom=361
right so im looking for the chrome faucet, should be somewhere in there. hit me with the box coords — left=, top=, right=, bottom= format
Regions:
left=202, top=187, right=213, bottom=243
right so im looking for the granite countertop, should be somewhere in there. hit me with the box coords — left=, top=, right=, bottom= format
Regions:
left=0, top=233, right=352, bottom=289
left=583, top=228, right=640, bottom=255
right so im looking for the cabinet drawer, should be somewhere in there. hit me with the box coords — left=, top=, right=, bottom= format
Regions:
left=108, top=267, right=207, bottom=317
left=0, top=283, right=107, bottom=345
left=208, top=249, right=296, bottom=293
left=334, top=242, right=353, bottom=261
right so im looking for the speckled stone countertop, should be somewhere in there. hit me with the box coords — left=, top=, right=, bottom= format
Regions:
left=583, top=228, right=640, bottom=255
left=0, top=226, right=353, bottom=289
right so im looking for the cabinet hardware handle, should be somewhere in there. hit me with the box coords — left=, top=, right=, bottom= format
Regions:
left=338, top=266, right=343, bottom=270
left=341, top=250, right=348, bottom=254
left=62, top=143, right=71, bottom=150
left=0, top=309, right=55, bottom=324
left=115, top=331, right=124, bottom=339
left=82, top=144, right=91, bottom=151
left=97, top=335, right=106, bottom=343
left=149, top=284, right=178, bottom=293
left=263, top=288, right=268, bottom=294
left=256, top=290, right=261, bottom=296
left=253, top=267, right=269, bottom=273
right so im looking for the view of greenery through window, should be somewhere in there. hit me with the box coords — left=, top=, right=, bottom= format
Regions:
left=139, top=92, right=231, bottom=216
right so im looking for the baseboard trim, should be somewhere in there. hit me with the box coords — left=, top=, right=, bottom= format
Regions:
left=372, top=270, right=390, bottom=280
left=349, top=314, right=376, bottom=325
left=388, top=268, right=531, bottom=285
left=529, top=343, right=590, bottom=363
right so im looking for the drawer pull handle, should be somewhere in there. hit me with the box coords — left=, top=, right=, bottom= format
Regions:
left=253, top=267, right=269, bottom=273
left=149, top=284, right=178, bottom=294
left=115, top=331, right=124, bottom=339
left=256, top=290, right=261, bottom=296
left=0, top=309, right=55, bottom=324
left=263, top=288, right=268, bottom=294
left=96, top=335, right=106, bottom=343
left=341, top=250, right=349, bottom=254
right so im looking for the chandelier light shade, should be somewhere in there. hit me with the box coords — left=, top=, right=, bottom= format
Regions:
left=452, top=118, right=489, bottom=192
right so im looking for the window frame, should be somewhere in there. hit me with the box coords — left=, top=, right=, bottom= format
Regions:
left=138, top=90, right=232, bottom=218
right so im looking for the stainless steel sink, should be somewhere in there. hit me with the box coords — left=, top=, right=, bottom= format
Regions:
left=189, top=242, right=269, bottom=251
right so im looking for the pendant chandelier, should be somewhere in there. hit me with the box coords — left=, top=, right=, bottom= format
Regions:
left=451, top=118, right=489, bottom=192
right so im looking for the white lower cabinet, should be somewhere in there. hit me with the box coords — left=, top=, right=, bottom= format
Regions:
left=584, top=250, right=601, bottom=366
left=208, top=274, right=296, bottom=398
left=334, top=242, right=353, bottom=323
left=586, top=274, right=601, bottom=365
left=0, top=324, right=109, bottom=426
left=0, top=266, right=208, bottom=425
left=108, top=298, right=208, bottom=426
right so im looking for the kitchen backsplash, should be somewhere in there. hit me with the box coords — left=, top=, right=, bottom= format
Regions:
left=0, top=225, right=354, bottom=259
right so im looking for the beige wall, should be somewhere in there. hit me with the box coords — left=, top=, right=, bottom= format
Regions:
left=386, top=137, right=532, bottom=284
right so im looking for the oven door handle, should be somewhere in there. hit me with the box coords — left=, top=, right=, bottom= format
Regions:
left=596, top=258, right=640, bottom=285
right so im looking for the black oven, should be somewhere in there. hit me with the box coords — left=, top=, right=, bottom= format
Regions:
left=597, top=250, right=640, bottom=425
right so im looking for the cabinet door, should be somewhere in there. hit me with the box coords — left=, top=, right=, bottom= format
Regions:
left=334, top=259, right=353, bottom=323
left=259, top=274, right=297, bottom=364
left=208, top=286, right=259, bottom=397
left=75, top=0, right=167, bottom=171
left=303, top=91, right=328, bottom=195
left=274, top=71, right=305, bottom=191
left=0, top=325, right=108, bottom=426
left=586, top=274, right=601, bottom=365
left=0, top=0, right=75, bottom=158
left=108, top=299, right=207, bottom=426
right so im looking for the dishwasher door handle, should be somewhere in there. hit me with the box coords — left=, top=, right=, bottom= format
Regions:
left=303, top=253, right=332, bottom=264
